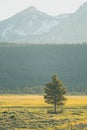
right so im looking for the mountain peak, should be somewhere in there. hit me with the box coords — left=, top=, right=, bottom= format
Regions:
left=24, top=6, right=40, bottom=14
left=77, top=2, right=87, bottom=11
left=27, top=6, right=38, bottom=12
left=81, top=2, right=87, bottom=8
left=76, top=2, right=87, bottom=14
left=20, top=6, right=46, bottom=17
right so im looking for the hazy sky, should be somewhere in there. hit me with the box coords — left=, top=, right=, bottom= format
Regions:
left=0, top=0, right=87, bottom=21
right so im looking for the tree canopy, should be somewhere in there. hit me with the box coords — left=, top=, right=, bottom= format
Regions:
left=44, top=75, right=67, bottom=113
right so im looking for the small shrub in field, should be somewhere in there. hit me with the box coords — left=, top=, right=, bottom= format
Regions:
left=72, top=112, right=81, bottom=115
left=2, top=111, right=8, bottom=115
left=9, top=115, right=16, bottom=120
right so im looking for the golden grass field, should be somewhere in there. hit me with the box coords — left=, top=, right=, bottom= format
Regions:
left=0, top=95, right=87, bottom=130
left=0, top=95, right=87, bottom=107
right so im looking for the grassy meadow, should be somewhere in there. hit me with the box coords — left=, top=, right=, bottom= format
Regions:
left=0, top=95, right=87, bottom=130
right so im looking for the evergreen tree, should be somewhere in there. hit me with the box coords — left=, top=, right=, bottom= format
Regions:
left=44, top=75, right=67, bottom=113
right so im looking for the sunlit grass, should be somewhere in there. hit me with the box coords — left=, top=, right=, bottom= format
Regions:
left=0, top=95, right=45, bottom=107
left=66, top=96, right=87, bottom=108
left=0, top=95, right=87, bottom=129
left=0, top=95, right=87, bottom=108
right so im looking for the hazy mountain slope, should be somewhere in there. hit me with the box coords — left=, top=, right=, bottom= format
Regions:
left=27, top=2, right=87, bottom=44
left=0, top=7, right=69, bottom=43
left=47, top=2, right=87, bottom=43
left=0, top=2, right=87, bottom=43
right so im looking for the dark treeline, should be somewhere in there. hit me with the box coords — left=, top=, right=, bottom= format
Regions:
left=0, top=43, right=87, bottom=94
left=0, top=86, right=44, bottom=94
left=0, top=85, right=87, bottom=95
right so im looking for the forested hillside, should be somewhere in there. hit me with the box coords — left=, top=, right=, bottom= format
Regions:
left=0, top=44, right=87, bottom=94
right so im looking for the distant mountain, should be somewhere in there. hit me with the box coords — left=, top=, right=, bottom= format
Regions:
left=0, top=6, right=69, bottom=43
left=0, top=2, right=87, bottom=43
left=44, top=2, right=87, bottom=43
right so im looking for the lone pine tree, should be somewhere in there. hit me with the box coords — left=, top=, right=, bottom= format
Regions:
left=44, top=75, right=67, bottom=113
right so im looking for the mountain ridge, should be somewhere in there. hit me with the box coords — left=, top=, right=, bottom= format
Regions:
left=0, top=2, right=87, bottom=44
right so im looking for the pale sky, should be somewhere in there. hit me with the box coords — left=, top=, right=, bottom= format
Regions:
left=0, top=0, right=87, bottom=21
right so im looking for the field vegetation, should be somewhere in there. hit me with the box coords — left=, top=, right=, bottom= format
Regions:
left=0, top=95, right=87, bottom=130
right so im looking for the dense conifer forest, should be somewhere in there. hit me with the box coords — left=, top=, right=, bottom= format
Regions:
left=0, top=43, right=87, bottom=94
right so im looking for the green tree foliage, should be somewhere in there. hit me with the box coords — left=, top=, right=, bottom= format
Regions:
left=44, top=75, right=67, bottom=113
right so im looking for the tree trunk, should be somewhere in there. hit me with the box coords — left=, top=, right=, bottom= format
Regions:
left=54, top=102, right=56, bottom=113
